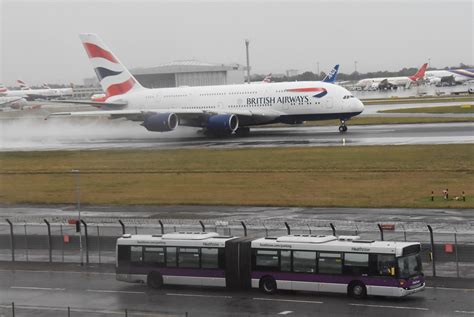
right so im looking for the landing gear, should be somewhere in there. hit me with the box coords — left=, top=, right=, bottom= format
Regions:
left=339, top=120, right=348, bottom=133
left=235, top=127, right=250, bottom=137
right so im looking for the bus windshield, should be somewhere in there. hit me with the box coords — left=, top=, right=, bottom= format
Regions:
left=397, top=253, right=422, bottom=278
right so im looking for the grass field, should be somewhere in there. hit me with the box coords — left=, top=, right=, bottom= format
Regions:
left=0, top=145, right=472, bottom=208
left=379, top=105, right=474, bottom=114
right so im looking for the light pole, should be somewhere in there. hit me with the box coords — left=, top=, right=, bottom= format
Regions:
left=354, top=61, right=358, bottom=73
left=71, top=169, right=83, bottom=266
left=317, top=61, right=320, bottom=78
left=245, top=39, right=250, bottom=84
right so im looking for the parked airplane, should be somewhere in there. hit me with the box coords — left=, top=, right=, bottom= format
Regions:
left=49, top=33, right=364, bottom=135
left=0, top=97, right=29, bottom=110
left=425, top=69, right=474, bottom=85
left=322, top=64, right=339, bottom=83
left=355, top=63, right=428, bottom=90
left=16, top=80, right=74, bottom=99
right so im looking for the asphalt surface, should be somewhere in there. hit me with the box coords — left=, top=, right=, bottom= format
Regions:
left=0, top=262, right=473, bottom=317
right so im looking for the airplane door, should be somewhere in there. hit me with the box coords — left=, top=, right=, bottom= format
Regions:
left=324, top=96, right=334, bottom=109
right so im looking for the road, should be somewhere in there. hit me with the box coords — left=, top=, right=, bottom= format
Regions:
left=0, top=264, right=473, bottom=317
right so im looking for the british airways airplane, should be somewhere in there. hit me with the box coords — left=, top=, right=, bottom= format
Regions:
left=50, top=34, right=364, bottom=136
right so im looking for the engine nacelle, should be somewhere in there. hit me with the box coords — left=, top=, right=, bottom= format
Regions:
left=142, top=113, right=178, bottom=132
left=207, top=114, right=239, bottom=135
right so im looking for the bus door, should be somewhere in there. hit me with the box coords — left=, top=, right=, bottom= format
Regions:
left=225, top=237, right=253, bottom=289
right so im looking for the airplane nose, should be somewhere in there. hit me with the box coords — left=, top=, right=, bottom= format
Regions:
left=354, top=99, right=364, bottom=113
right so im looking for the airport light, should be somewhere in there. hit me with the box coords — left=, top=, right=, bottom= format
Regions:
left=317, top=62, right=320, bottom=78
left=354, top=61, right=358, bottom=73
left=71, top=169, right=83, bottom=266
left=245, top=39, right=251, bottom=84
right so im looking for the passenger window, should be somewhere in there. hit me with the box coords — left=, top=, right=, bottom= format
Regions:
left=201, top=248, right=218, bottom=269
left=256, top=250, right=279, bottom=270
left=318, top=252, right=342, bottom=274
left=130, top=246, right=143, bottom=263
left=166, top=247, right=177, bottom=267
left=293, top=251, right=316, bottom=273
left=344, top=253, right=369, bottom=275
left=178, top=248, right=200, bottom=268
left=143, top=247, right=165, bottom=266
left=280, top=250, right=291, bottom=272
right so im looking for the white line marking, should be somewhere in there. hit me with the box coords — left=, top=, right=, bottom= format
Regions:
left=426, top=286, right=474, bottom=292
left=349, top=303, right=429, bottom=311
left=0, top=304, right=157, bottom=316
left=455, top=311, right=474, bottom=314
left=166, top=293, right=232, bottom=299
left=86, top=289, right=146, bottom=294
left=10, top=286, right=65, bottom=291
left=278, top=311, right=293, bottom=315
left=253, top=297, right=323, bottom=304
left=0, top=269, right=115, bottom=276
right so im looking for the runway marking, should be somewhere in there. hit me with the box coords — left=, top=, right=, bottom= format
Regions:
left=0, top=269, right=115, bottom=276
left=349, top=303, right=428, bottom=311
left=455, top=311, right=474, bottom=314
left=0, top=304, right=158, bottom=316
left=426, top=286, right=474, bottom=292
left=166, top=292, right=232, bottom=299
left=253, top=297, right=323, bottom=304
left=10, top=286, right=65, bottom=291
left=278, top=311, right=294, bottom=315
left=86, top=289, right=146, bottom=294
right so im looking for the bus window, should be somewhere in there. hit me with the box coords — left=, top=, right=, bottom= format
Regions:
left=318, top=252, right=342, bottom=274
left=293, top=251, right=316, bottom=273
left=377, top=254, right=396, bottom=276
left=117, top=245, right=130, bottom=261
left=343, top=253, right=369, bottom=275
left=201, top=248, right=218, bottom=269
left=178, top=248, right=200, bottom=268
left=144, top=247, right=165, bottom=266
left=255, top=250, right=279, bottom=271
left=280, top=250, right=291, bottom=272
left=130, top=246, right=143, bottom=263
left=166, top=247, right=177, bottom=267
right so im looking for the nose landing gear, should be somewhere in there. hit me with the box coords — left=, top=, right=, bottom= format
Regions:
left=339, top=120, right=348, bottom=133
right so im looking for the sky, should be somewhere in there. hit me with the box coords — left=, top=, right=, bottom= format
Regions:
left=1, top=0, right=473, bottom=85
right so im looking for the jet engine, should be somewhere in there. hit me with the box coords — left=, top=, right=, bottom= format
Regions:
left=142, top=113, right=178, bottom=132
left=206, top=114, right=239, bottom=135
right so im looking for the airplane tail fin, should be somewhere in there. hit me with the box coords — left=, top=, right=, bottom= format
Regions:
left=409, top=63, right=428, bottom=81
left=262, top=74, right=272, bottom=83
left=17, top=80, right=31, bottom=90
left=42, top=83, right=51, bottom=89
left=79, top=33, right=145, bottom=99
left=0, top=84, right=8, bottom=94
left=322, top=64, right=340, bottom=83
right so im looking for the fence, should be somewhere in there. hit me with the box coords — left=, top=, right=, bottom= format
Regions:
left=1, top=219, right=473, bottom=278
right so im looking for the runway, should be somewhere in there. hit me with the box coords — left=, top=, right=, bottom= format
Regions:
left=1, top=119, right=473, bottom=151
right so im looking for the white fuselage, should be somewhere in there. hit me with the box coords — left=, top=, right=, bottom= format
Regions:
left=425, top=69, right=474, bottom=84
left=1, top=87, right=73, bottom=99
left=356, top=76, right=414, bottom=89
left=107, top=81, right=364, bottom=126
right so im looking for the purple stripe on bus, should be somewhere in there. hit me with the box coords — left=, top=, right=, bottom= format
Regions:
left=251, top=271, right=424, bottom=287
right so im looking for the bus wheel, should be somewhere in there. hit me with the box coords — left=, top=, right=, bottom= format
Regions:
left=147, top=271, right=163, bottom=289
left=348, top=281, right=367, bottom=299
left=260, top=276, right=277, bottom=295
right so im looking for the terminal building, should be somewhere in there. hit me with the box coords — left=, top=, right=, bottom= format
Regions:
left=82, top=60, right=246, bottom=92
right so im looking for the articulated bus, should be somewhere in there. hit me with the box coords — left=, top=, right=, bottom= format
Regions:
left=116, top=232, right=425, bottom=298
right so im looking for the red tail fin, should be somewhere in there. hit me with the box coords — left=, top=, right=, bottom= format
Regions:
left=409, top=63, right=428, bottom=81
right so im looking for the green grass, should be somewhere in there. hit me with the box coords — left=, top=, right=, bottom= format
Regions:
left=0, top=145, right=473, bottom=208
left=379, top=105, right=474, bottom=114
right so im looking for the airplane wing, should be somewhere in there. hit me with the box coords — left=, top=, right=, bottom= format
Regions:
left=47, top=108, right=284, bottom=125
left=0, top=97, right=23, bottom=107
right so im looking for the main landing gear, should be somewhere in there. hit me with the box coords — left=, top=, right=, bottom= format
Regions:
left=339, top=120, right=348, bottom=133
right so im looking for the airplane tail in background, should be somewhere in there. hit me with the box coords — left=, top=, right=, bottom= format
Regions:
left=409, top=63, right=428, bottom=81
left=262, top=74, right=272, bottom=83
left=17, top=80, right=31, bottom=90
left=322, top=64, right=340, bottom=83
left=42, top=83, right=51, bottom=89
left=79, top=33, right=145, bottom=99
left=0, top=84, right=8, bottom=94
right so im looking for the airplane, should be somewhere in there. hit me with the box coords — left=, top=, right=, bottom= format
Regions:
left=322, top=64, right=339, bottom=83
left=48, top=33, right=364, bottom=135
left=425, top=68, right=474, bottom=86
left=355, top=63, right=428, bottom=90
left=16, top=80, right=74, bottom=99
left=0, top=96, right=29, bottom=110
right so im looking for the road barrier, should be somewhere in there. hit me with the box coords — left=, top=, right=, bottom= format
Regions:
left=0, top=219, right=473, bottom=278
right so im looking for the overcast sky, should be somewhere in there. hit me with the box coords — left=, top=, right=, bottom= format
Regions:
left=1, top=0, right=473, bottom=85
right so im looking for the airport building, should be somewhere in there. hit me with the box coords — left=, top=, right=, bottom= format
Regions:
left=82, top=60, right=246, bottom=89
